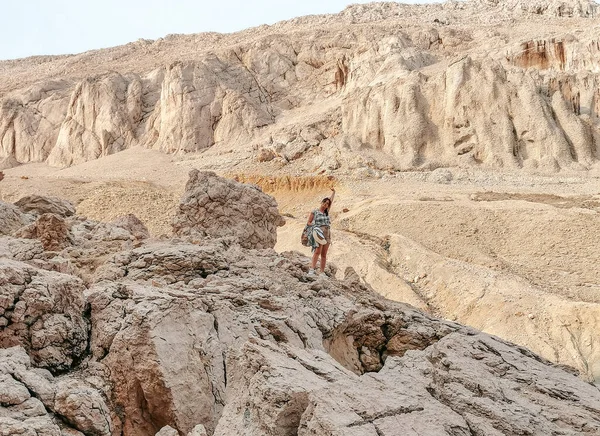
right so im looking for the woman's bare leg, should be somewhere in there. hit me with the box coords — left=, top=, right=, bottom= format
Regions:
left=311, top=246, right=322, bottom=270
left=320, top=243, right=330, bottom=273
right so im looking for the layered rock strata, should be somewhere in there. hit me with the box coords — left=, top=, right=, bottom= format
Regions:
left=1, top=0, right=600, bottom=172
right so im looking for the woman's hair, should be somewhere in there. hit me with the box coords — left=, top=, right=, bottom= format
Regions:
left=321, top=198, right=331, bottom=216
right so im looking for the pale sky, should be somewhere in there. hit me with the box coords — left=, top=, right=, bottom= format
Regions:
left=0, top=0, right=439, bottom=61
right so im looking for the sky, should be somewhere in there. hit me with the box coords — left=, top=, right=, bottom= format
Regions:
left=0, top=0, right=438, bottom=61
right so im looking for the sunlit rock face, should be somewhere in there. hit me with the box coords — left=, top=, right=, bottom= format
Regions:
left=1, top=0, right=600, bottom=172
left=1, top=172, right=600, bottom=435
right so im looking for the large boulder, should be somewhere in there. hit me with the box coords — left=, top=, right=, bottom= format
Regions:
left=15, top=213, right=72, bottom=251
left=110, top=214, right=150, bottom=240
left=54, top=378, right=113, bottom=436
left=0, top=259, right=88, bottom=372
left=15, top=195, right=76, bottom=218
left=0, top=201, right=31, bottom=236
left=172, top=170, right=285, bottom=249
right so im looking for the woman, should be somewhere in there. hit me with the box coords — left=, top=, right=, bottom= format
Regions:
left=306, top=188, right=335, bottom=276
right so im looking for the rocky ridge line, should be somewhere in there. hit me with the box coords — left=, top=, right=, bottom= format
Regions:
left=1, top=0, right=600, bottom=173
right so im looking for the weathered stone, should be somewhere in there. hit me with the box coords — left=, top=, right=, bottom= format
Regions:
left=54, top=379, right=113, bottom=436
left=14, top=196, right=76, bottom=218
left=186, top=425, right=207, bottom=436
left=110, top=214, right=150, bottom=240
left=0, top=374, right=31, bottom=406
left=15, top=214, right=72, bottom=251
left=172, top=170, right=285, bottom=249
left=0, top=261, right=88, bottom=372
left=155, top=426, right=179, bottom=436
left=0, top=202, right=31, bottom=236
left=94, top=241, right=230, bottom=284
left=0, top=237, right=44, bottom=262
left=82, top=236, right=600, bottom=436
left=0, top=416, right=61, bottom=436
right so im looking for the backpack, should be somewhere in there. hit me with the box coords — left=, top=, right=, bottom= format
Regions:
left=301, top=225, right=311, bottom=247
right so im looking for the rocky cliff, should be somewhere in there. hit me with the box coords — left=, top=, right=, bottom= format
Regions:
left=1, top=171, right=599, bottom=436
left=1, top=0, right=600, bottom=172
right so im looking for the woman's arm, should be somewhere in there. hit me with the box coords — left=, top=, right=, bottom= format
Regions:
left=307, top=212, right=314, bottom=226
left=329, top=188, right=336, bottom=207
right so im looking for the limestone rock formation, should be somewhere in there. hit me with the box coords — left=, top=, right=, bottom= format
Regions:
left=0, top=201, right=31, bottom=236
left=109, top=214, right=150, bottom=240
left=1, top=0, right=600, bottom=172
left=1, top=172, right=599, bottom=435
left=15, top=195, right=76, bottom=218
left=0, top=259, right=88, bottom=372
left=0, top=346, right=112, bottom=436
left=172, top=170, right=285, bottom=249
left=0, top=201, right=149, bottom=285
left=15, top=214, right=72, bottom=251
left=53, top=378, right=113, bottom=436
left=469, top=0, right=599, bottom=17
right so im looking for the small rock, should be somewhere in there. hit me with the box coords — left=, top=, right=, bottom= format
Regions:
left=256, top=148, right=276, bottom=162
left=428, top=168, right=453, bottom=184
left=187, top=424, right=208, bottom=436
left=156, top=425, right=179, bottom=436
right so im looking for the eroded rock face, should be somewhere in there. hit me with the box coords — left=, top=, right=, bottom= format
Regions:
left=1, top=0, right=600, bottom=172
left=470, top=0, right=599, bottom=17
left=172, top=170, right=285, bottom=249
left=0, top=202, right=32, bottom=237
left=80, top=239, right=600, bottom=436
left=0, top=259, right=88, bottom=372
left=86, top=244, right=463, bottom=436
left=46, top=74, right=141, bottom=168
left=15, top=214, right=72, bottom=251
left=15, top=196, right=76, bottom=218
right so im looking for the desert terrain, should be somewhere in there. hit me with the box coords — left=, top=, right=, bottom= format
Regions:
left=2, top=143, right=600, bottom=385
left=1, top=0, right=600, bottom=434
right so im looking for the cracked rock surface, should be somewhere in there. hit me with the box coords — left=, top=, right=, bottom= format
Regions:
left=172, top=170, right=285, bottom=249
left=14, top=196, right=75, bottom=218
left=1, top=172, right=600, bottom=435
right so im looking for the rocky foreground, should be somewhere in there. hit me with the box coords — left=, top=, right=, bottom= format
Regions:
left=0, top=171, right=599, bottom=436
